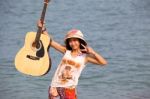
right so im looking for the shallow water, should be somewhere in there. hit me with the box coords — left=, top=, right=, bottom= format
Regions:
left=0, top=0, right=150, bottom=99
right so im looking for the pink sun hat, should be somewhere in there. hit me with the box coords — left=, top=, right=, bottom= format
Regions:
left=64, top=29, right=87, bottom=47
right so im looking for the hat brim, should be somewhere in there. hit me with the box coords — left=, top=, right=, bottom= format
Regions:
left=65, top=37, right=87, bottom=50
left=65, top=36, right=87, bottom=45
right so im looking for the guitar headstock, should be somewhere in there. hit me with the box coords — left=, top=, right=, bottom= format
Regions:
left=44, top=0, right=50, bottom=4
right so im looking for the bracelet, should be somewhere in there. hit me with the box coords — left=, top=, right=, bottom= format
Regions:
left=42, top=27, right=47, bottom=32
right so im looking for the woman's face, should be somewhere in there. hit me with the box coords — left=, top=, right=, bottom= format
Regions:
left=68, top=38, right=80, bottom=50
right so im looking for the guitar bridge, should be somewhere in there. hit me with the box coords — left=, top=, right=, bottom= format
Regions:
left=26, top=55, right=40, bottom=60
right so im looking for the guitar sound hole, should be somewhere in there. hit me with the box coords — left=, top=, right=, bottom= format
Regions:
left=32, top=41, right=41, bottom=51
left=36, top=42, right=40, bottom=49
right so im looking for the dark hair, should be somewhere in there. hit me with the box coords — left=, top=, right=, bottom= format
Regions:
left=65, top=38, right=87, bottom=50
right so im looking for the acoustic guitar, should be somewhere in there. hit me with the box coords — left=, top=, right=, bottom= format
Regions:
left=15, top=0, right=51, bottom=76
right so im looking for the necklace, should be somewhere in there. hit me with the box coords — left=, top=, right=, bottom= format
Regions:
left=71, top=51, right=82, bottom=57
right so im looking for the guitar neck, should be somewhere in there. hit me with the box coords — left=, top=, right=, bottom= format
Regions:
left=35, top=1, right=49, bottom=43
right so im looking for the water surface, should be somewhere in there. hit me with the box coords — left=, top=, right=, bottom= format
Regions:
left=0, top=0, right=150, bottom=99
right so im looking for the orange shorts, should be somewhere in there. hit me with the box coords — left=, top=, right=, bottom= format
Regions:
left=48, top=86, right=77, bottom=99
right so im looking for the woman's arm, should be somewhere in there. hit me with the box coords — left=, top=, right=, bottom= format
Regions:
left=50, top=40, right=66, bottom=54
left=86, top=50, right=107, bottom=65
left=81, top=44, right=107, bottom=66
left=37, top=20, right=66, bottom=54
left=42, top=30, right=66, bottom=54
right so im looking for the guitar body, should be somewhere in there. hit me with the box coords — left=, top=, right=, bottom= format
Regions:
left=15, top=32, right=51, bottom=76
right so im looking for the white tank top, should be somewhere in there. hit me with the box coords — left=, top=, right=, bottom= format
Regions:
left=51, top=50, right=86, bottom=88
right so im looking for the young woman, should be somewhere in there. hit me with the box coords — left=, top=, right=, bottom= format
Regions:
left=38, top=21, right=107, bottom=99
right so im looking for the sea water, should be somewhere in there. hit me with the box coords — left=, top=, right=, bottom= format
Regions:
left=0, top=0, right=150, bottom=99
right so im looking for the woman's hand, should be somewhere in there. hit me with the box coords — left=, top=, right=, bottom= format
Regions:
left=50, top=87, right=58, bottom=97
left=81, top=44, right=107, bottom=65
left=37, top=20, right=43, bottom=27
left=37, top=20, right=46, bottom=31
left=81, top=44, right=95, bottom=55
